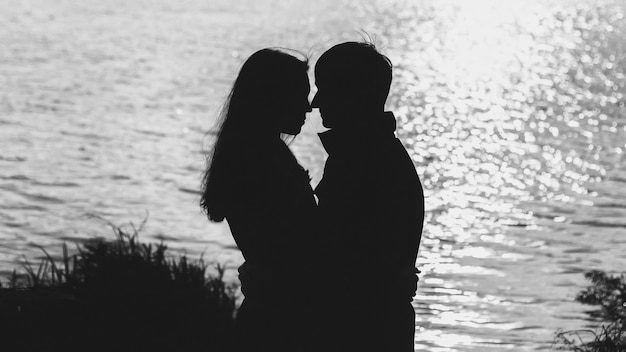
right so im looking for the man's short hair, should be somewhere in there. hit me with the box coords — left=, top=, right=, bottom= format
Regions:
left=316, top=41, right=392, bottom=107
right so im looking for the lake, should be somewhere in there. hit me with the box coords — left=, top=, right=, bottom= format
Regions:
left=1, top=0, right=625, bottom=350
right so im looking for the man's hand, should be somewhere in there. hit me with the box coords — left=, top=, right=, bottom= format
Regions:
left=393, top=267, right=420, bottom=302
left=408, top=268, right=420, bottom=299
left=238, top=261, right=275, bottom=298
left=238, top=261, right=252, bottom=297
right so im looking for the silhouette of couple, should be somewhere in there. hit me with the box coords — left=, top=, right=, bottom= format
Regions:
left=201, top=42, right=425, bottom=352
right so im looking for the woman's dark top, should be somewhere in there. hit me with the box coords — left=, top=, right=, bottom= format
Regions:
left=225, top=137, right=317, bottom=276
left=222, top=137, right=317, bottom=352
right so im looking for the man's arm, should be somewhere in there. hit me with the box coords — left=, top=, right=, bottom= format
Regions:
left=370, top=141, right=425, bottom=298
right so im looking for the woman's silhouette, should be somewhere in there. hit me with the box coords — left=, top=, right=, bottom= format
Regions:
left=200, top=49, right=316, bottom=352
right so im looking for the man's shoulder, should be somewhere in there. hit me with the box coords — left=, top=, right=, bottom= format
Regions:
left=368, top=137, right=422, bottom=189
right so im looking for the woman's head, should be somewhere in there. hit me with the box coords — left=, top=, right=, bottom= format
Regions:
left=225, top=48, right=311, bottom=136
left=201, top=48, right=310, bottom=221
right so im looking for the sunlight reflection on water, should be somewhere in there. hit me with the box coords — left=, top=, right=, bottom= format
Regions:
left=372, top=0, right=626, bottom=349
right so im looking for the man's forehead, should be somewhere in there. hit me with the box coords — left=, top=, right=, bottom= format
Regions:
left=314, top=66, right=343, bottom=82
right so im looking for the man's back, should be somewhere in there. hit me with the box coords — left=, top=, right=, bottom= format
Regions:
left=315, top=112, right=424, bottom=351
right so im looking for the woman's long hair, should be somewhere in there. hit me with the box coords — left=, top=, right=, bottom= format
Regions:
left=200, top=48, right=309, bottom=222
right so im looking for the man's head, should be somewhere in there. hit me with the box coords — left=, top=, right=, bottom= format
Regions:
left=311, top=41, right=392, bottom=129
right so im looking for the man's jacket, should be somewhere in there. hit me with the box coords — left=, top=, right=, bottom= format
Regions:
left=315, top=112, right=425, bottom=302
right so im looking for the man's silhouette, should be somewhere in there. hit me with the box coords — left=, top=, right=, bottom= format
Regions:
left=312, top=42, right=425, bottom=352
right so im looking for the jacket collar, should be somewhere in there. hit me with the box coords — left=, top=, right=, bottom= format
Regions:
left=318, top=111, right=397, bottom=156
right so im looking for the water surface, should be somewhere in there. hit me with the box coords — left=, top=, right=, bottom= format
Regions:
left=1, top=0, right=626, bottom=350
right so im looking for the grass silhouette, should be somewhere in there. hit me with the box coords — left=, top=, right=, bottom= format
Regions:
left=555, top=271, right=626, bottom=351
left=0, top=221, right=238, bottom=352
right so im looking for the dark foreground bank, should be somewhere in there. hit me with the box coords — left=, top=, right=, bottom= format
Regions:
left=0, top=223, right=238, bottom=352
left=1, top=222, right=624, bottom=352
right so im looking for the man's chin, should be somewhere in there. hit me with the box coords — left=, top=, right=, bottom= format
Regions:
left=321, top=119, right=335, bottom=129
left=320, top=113, right=340, bottom=129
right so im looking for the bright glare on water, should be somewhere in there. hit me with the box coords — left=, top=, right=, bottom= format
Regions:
left=1, top=0, right=626, bottom=351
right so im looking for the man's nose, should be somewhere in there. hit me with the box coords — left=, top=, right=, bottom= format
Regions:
left=311, top=92, right=320, bottom=108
